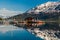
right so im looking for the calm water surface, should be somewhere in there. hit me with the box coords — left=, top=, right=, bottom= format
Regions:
left=0, top=25, right=43, bottom=40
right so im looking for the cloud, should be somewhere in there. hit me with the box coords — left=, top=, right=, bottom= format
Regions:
left=0, top=25, right=24, bottom=33
left=0, top=8, right=22, bottom=18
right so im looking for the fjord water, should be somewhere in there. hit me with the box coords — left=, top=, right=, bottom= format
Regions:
left=0, top=25, right=43, bottom=40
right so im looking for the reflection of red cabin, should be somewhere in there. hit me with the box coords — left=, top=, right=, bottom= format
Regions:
left=25, top=17, right=34, bottom=28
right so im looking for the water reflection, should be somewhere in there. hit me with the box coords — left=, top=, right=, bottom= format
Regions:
left=9, top=20, right=60, bottom=40
left=11, top=20, right=60, bottom=31
left=0, top=17, right=59, bottom=40
left=0, top=25, right=43, bottom=40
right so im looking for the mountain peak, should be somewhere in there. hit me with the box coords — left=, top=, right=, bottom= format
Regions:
left=37, top=1, right=59, bottom=9
left=27, top=1, right=60, bottom=14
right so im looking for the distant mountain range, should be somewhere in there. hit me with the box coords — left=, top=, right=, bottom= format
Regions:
left=0, top=8, right=22, bottom=18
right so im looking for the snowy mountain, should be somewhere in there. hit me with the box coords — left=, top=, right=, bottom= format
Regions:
left=27, top=2, right=60, bottom=14
left=7, top=1, right=60, bottom=20
left=0, top=8, right=22, bottom=18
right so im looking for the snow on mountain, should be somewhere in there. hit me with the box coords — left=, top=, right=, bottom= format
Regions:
left=27, top=2, right=60, bottom=14
left=0, top=8, right=22, bottom=18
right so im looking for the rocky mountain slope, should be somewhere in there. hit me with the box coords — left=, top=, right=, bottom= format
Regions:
left=27, top=2, right=60, bottom=14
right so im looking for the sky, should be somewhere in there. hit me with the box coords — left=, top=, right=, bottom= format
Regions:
left=0, top=0, right=59, bottom=17
left=0, top=0, right=59, bottom=12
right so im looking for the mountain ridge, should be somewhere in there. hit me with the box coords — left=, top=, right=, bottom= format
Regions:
left=27, top=1, right=60, bottom=14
